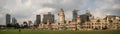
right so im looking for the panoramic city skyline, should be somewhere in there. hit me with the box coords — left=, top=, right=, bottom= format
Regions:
left=0, top=0, right=120, bottom=25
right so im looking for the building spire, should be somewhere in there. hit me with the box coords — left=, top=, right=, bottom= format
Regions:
left=60, top=8, right=64, bottom=12
left=59, top=8, right=65, bottom=25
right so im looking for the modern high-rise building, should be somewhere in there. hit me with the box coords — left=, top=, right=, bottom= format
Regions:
left=42, top=12, right=54, bottom=24
left=36, top=15, right=41, bottom=26
left=58, top=8, right=65, bottom=25
left=6, top=14, right=11, bottom=26
left=12, top=17, right=17, bottom=25
left=72, top=9, right=79, bottom=21
left=28, top=21, right=32, bottom=27
left=80, top=14, right=89, bottom=23
left=79, top=10, right=92, bottom=23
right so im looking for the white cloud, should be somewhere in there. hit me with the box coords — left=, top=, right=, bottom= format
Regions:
left=33, top=7, right=55, bottom=14
left=93, top=0, right=120, bottom=18
left=112, top=5, right=120, bottom=9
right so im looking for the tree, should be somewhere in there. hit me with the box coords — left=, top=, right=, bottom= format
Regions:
left=97, top=19, right=100, bottom=23
left=14, top=23, right=20, bottom=29
left=23, top=21, right=28, bottom=28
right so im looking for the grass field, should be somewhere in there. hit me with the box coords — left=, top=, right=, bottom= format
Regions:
left=0, top=29, right=120, bottom=34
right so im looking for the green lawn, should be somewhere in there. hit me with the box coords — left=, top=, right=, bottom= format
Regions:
left=0, top=29, right=120, bottom=34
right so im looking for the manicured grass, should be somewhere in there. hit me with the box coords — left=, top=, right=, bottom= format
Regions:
left=0, top=29, right=120, bottom=34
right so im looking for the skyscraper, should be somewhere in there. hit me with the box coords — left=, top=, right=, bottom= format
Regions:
left=43, top=12, right=54, bottom=24
left=6, top=14, right=11, bottom=26
left=36, top=15, right=41, bottom=26
left=79, top=10, right=92, bottom=23
left=58, top=8, right=65, bottom=25
left=80, top=14, right=89, bottom=23
left=28, top=21, right=32, bottom=27
left=12, top=17, right=17, bottom=25
left=72, top=9, right=79, bottom=21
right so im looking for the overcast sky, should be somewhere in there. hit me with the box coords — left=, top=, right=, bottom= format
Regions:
left=0, top=0, right=120, bottom=25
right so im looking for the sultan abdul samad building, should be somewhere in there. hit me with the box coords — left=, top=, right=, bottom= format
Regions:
left=38, top=8, right=120, bottom=30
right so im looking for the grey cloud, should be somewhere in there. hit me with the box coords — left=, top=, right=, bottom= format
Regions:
left=42, top=0, right=86, bottom=10
left=114, top=0, right=120, bottom=4
left=105, top=0, right=120, bottom=16
left=0, top=0, right=120, bottom=25
left=105, top=9, right=120, bottom=16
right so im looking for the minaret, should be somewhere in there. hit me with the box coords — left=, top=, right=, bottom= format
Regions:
left=59, top=8, right=65, bottom=25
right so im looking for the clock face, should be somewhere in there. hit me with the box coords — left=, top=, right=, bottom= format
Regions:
left=77, top=16, right=80, bottom=18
